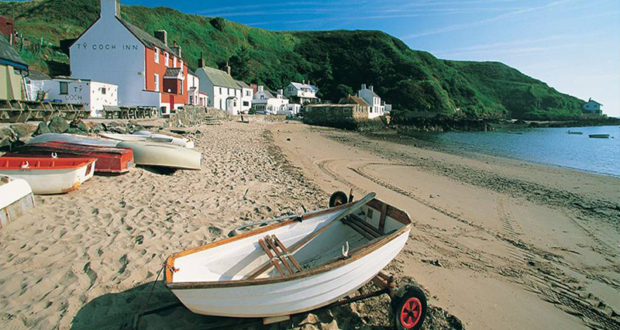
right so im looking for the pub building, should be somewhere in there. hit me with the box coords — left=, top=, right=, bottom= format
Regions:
left=70, top=0, right=188, bottom=114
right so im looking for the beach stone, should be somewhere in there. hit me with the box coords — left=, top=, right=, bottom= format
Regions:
left=48, top=116, right=69, bottom=133
left=10, top=123, right=35, bottom=138
left=33, top=121, right=51, bottom=136
left=70, top=119, right=89, bottom=134
left=0, top=127, right=17, bottom=147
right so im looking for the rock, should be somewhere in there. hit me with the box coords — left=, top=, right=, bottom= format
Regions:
left=33, top=121, right=52, bottom=136
left=48, top=116, right=69, bottom=133
left=10, top=123, right=35, bottom=138
left=90, top=123, right=105, bottom=133
left=70, top=119, right=89, bottom=134
left=0, top=127, right=17, bottom=148
left=320, top=320, right=339, bottom=330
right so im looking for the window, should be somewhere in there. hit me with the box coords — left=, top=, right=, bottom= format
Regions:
left=165, top=52, right=169, bottom=67
left=180, top=80, right=183, bottom=95
left=59, top=82, right=68, bottom=95
left=154, top=47, right=159, bottom=63
left=101, top=87, right=106, bottom=95
left=154, top=74, right=160, bottom=92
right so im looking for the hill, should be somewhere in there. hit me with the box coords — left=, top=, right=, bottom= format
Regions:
left=0, top=0, right=586, bottom=120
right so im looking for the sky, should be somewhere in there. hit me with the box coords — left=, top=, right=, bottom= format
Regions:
left=123, top=0, right=619, bottom=116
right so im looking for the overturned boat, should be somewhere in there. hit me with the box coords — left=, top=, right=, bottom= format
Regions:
left=0, top=157, right=96, bottom=194
left=100, top=131, right=194, bottom=148
left=165, top=192, right=414, bottom=319
left=0, top=175, right=35, bottom=229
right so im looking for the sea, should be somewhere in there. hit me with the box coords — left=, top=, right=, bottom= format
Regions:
left=409, top=125, right=620, bottom=177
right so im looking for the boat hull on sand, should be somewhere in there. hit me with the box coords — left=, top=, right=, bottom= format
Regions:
left=7, top=142, right=134, bottom=175
left=100, top=132, right=194, bottom=148
left=28, top=133, right=119, bottom=147
left=0, top=157, right=96, bottom=194
left=0, top=175, right=35, bottom=229
left=117, top=141, right=201, bottom=170
left=165, top=195, right=411, bottom=318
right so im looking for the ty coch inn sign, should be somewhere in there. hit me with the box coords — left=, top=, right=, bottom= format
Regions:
left=74, top=42, right=140, bottom=51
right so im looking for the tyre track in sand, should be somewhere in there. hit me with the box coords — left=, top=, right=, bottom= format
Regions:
left=318, top=159, right=620, bottom=330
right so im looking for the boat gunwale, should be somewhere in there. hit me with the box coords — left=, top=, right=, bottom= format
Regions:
left=0, top=157, right=97, bottom=170
left=165, top=198, right=412, bottom=290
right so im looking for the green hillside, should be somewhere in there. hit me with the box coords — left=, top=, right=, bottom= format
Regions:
left=0, top=0, right=586, bottom=120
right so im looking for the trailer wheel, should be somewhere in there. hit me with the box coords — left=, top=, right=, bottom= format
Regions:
left=329, top=191, right=349, bottom=207
left=392, top=285, right=426, bottom=330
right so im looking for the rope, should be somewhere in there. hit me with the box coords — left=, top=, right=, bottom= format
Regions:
left=135, top=261, right=166, bottom=330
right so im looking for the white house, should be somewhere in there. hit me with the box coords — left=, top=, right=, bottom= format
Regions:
left=24, top=70, right=51, bottom=101
left=187, top=70, right=207, bottom=107
left=42, top=77, right=118, bottom=117
left=277, top=103, right=302, bottom=117
left=236, top=80, right=253, bottom=114
left=252, top=86, right=289, bottom=115
left=195, top=62, right=242, bottom=115
left=70, top=0, right=189, bottom=114
left=358, top=84, right=385, bottom=119
left=284, top=81, right=318, bottom=105
left=582, top=98, right=602, bottom=115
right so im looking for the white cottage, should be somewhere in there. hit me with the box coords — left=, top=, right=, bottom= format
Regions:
left=358, top=84, right=385, bottom=119
left=236, top=80, right=253, bottom=114
left=42, top=77, right=118, bottom=117
left=187, top=70, right=207, bottom=107
left=252, top=86, right=289, bottom=115
left=195, top=61, right=241, bottom=115
left=284, top=81, right=318, bottom=105
left=582, top=98, right=602, bottom=115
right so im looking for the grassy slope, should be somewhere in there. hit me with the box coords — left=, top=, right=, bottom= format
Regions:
left=0, top=0, right=585, bottom=120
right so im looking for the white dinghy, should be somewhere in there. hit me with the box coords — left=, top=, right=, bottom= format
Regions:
left=100, top=132, right=194, bottom=149
left=165, top=192, right=415, bottom=320
left=0, top=175, right=35, bottom=229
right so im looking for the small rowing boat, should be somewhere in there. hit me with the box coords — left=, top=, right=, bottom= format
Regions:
left=0, top=175, right=35, bottom=229
left=589, top=134, right=610, bottom=139
left=7, top=142, right=134, bottom=175
left=165, top=192, right=412, bottom=319
left=100, top=132, right=194, bottom=148
left=0, top=157, right=96, bottom=194
left=567, top=130, right=583, bottom=135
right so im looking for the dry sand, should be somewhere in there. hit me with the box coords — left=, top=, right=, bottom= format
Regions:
left=1, top=120, right=618, bottom=330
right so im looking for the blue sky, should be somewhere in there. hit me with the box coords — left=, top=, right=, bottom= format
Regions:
left=130, top=0, right=618, bottom=116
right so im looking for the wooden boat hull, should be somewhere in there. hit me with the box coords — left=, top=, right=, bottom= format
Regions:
left=0, top=157, right=96, bottom=194
left=166, top=196, right=412, bottom=318
left=116, top=141, right=201, bottom=170
left=7, top=142, right=134, bottom=175
left=0, top=175, right=35, bottom=229
left=169, top=229, right=409, bottom=317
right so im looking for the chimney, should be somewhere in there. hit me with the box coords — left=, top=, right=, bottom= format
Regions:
left=258, top=86, right=264, bottom=92
left=361, top=84, right=367, bottom=90
left=171, top=41, right=182, bottom=58
left=224, top=62, right=231, bottom=75
left=154, top=30, right=167, bottom=46
left=278, top=89, right=284, bottom=96
left=101, top=0, right=120, bottom=19
left=198, top=53, right=205, bottom=68
left=370, top=85, right=374, bottom=92
left=302, top=79, right=305, bottom=84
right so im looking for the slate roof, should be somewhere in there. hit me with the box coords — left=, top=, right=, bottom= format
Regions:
left=28, top=69, right=50, bottom=81
left=163, top=67, right=183, bottom=79
left=0, top=35, right=27, bottom=70
left=196, top=66, right=240, bottom=89
left=290, top=82, right=318, bottom=92
left=341, top=95, right=369, bottom=106
left=361, top=88, right=380, bottom=99
left=118, top=19, right=178, bottom=57
left=235, top=80, right=250, bottom=89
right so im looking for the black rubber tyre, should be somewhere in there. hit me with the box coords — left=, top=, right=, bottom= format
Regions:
left=392, top=285, right=427, bottom=330
left=329, top=191, right=349, bottom=207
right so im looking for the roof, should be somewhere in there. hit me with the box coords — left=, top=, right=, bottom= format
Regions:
left=196, top=66, right=240, bottom=89
left=290, top=82, right=318, bottom=92
left=341, top=95, right=369, bottom=106
left=586, top=99, right=603, bottom=105
left=118, top=19, right=178, bottom=57
left=0, top=35, right=27, bottom=70
left=360, top=87, right=380, bottom=99
left=164, top=67, right=183, bottom=79
left=28, top=69, right=50, bottom=81
left=236, top=80, right=251, bottom=89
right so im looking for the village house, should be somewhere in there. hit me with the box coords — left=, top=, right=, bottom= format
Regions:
left=278, top=103, right=301, bottom=117
left=236, top=80, right=253, bottom=114
left=195, top=61, right=242, bottom=115
left=252, top=86, right=289, bottom=115
left=24, top=70, right=51, bottom=101
left=582, top=98, right=603, bottom=115
left=358, top=84, right=385, bottom=119
left=41, top=77, right=118, bottom=117
left=284, top=81, right=318, bottom=105
left=0, top=34, right=28, bottom=101
left=69, top=0, right=189, bottom=114
left=187, top=69, right=207, bottom=107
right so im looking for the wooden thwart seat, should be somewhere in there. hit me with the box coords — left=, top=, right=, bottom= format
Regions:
left=257, top=235, right=302, bottom=277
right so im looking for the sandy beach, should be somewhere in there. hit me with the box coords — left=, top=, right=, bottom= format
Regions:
left=1, top=121, right=619, bottom=329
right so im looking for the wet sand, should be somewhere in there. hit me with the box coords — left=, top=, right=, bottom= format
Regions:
left=1, top=120, right=618, bottom=329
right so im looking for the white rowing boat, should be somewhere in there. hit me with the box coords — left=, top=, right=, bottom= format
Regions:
left=165, top=192, right=412, bottom=318
left=0, top=175, right=35, bottom=229
left=100, top=132, right=194, bottom=148
left=0, top=157, right=96, bottom=195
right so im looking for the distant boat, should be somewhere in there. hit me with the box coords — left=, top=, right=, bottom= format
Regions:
left=7, top=142, right=134, bottom=175
left=0, top=175, right=35, bottom=229
left=568, top=130, right=583, bottom=135
left=0, top=157, right=96, bottom=194
left=589, top=134, right=610, bottom=139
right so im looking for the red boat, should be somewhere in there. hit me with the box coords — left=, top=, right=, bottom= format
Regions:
left=6, top=142, right=134, bottom=175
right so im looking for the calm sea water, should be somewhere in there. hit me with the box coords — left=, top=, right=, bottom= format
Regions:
left=410, top=125, right=620, bottom=177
